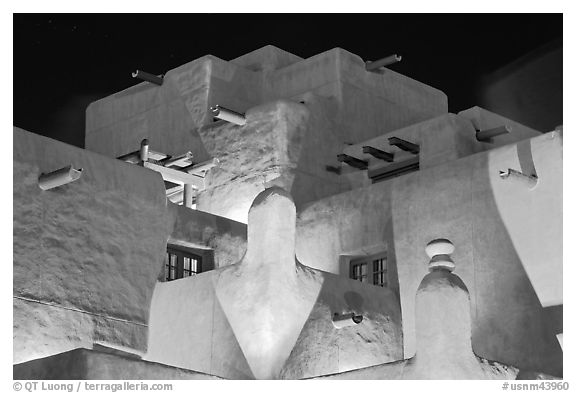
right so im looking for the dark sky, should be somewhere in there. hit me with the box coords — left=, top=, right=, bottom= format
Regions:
left=13, top=14, right=562, bottom=147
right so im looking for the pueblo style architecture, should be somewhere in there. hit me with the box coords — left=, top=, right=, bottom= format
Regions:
left=13, top=45, right=562, bottom=379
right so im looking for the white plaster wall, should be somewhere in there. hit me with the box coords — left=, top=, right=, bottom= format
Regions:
left=343, top=113, right=481, bottom=170
left=487, top=131, right=562, bottom=307
left=166, top=202, right=247, bottom=269
left=458, top=106, right=541, bottom=147
left=14, top=348, right=222, bottom=380
left=85, top=46, right=449, bottom=224
left=146, top=188, right=402, bottom=380
left=145, top=273, right=254, bottom=379
left=13, top=127, right=250, bottom=366
left=296, top=131, right=563, bottom=376
left=85, top=55, right=262, bottom=162
left=196, top=99, right=350, bottom=223
left=13, top=128, right=170, bottom=363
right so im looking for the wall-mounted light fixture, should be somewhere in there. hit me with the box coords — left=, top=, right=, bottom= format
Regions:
left=332, top=312, right=363, bottom=329
left=38, top=165, right=83, bottom=191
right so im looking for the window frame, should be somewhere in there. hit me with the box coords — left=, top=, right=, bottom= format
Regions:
left=164, top=246, right=202, bottom=282
left=349, top=252, right=388, bottom=287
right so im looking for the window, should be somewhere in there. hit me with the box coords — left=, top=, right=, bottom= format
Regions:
left=351, top=262, right=367, bottom=282
left=372, top=257, right=387, bottom=287
left=164, top=247, right=202, bottom=281
left=350, top=253, right=388, bottom=287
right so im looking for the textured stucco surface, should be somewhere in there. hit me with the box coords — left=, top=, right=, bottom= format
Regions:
left=458, top=106, right=541, bottom=147
left=166, top=202, right=247, bottom=269
left=343, top=113, right=481, bottom=171
left=13, top=127, right=249, bottom=365
left=13, top=127, right=170, bottom=363
left=296, top=131, right=562, bottom=376
left=487, top=131, right=562, bottom=308
left=14, top=348, right=221, bottom=380
left=312, top=264, right=559, bottom=380
left=405, top=270, right=499, bottom=379
left=86, top=46, right=448, bottom=223
left=144, top=272, right=255, bottom=379
left=312, top=269, right=520, bottom=380
left=15, top=44, right=560, bottom=380
left=391, top=131, right=562, bottom=376
left=146, top=188, right=402, bottom=379
left=85, top=55, right=261, bottom=162
left=196, top=98, right=350, bottom=222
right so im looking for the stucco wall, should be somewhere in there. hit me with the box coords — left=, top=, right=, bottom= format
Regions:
left=85, top=55, right=262, bottom=162
left=267, top=47, right=447, bottom=142
left=13, top=127, right=170, bottom=363
left=13, top=127, right=252, bottom=365
left=85, top=46, right=448, bottom=223
left=196, top=98, right=350, bottom=222
left=143, top=267, right=404, bottom=380
left=13, top=348, right=222, bottom=380
left=279, top=272, right=402, bottom=379
left=343, top=113, right=481, bottom=171
left=458, top=106, right=541, bottom=148
left=146, top=187, right=403, bottom=380
left=166, top=203, right=246, bottom=269
left=296, top=131, right=562, bottom=376
left=144, top=272, right=255, bottom=379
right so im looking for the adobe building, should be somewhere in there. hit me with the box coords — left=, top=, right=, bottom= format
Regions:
left=13, top=45, right=562, bottom=379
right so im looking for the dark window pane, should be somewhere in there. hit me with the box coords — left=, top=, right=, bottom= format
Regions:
left=351, top=262, right=368, bottom=282
left=165, top=247, right=203, bottom=281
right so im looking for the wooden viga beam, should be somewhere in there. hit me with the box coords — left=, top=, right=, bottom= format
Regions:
left=337, top=154, right=368, bottom=170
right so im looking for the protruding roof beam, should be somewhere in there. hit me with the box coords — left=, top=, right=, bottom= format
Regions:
left=337, top=154, right=368, bottom=170
left=499, top=168, right=538, bottom=189
left=211, top=105, right=246, bottom=126
left=143, top=162, right=205, bottom=189
left=366, top=54, right=402, bottom=72
left=185, top=158, right=219, bottom=177
left=388, top=136, right=420, bottom=154
left=132, top=70, right=164, bottom=86
left=163, top=152, right=194, bottom=168
left=38, top=165, right=83, bottom=191
left=118, top=149, right=168, bottom=164
left=362, top=146, right=394, bottom=162
left=476, top=125, right=511, bottom=142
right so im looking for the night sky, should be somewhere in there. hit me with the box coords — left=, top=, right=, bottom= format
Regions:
left=13, top=14, right=562, bottom=147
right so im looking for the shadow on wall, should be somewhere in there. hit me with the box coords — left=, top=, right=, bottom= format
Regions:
left=278, top=270, right=403, bottom=379
left=387, top=132, right=562, bottom=377
left=472, top=135, right=562, bottom=377
left=487, top=134, right=562, bottom=308
left=146, top=186, right=403, bottom=380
